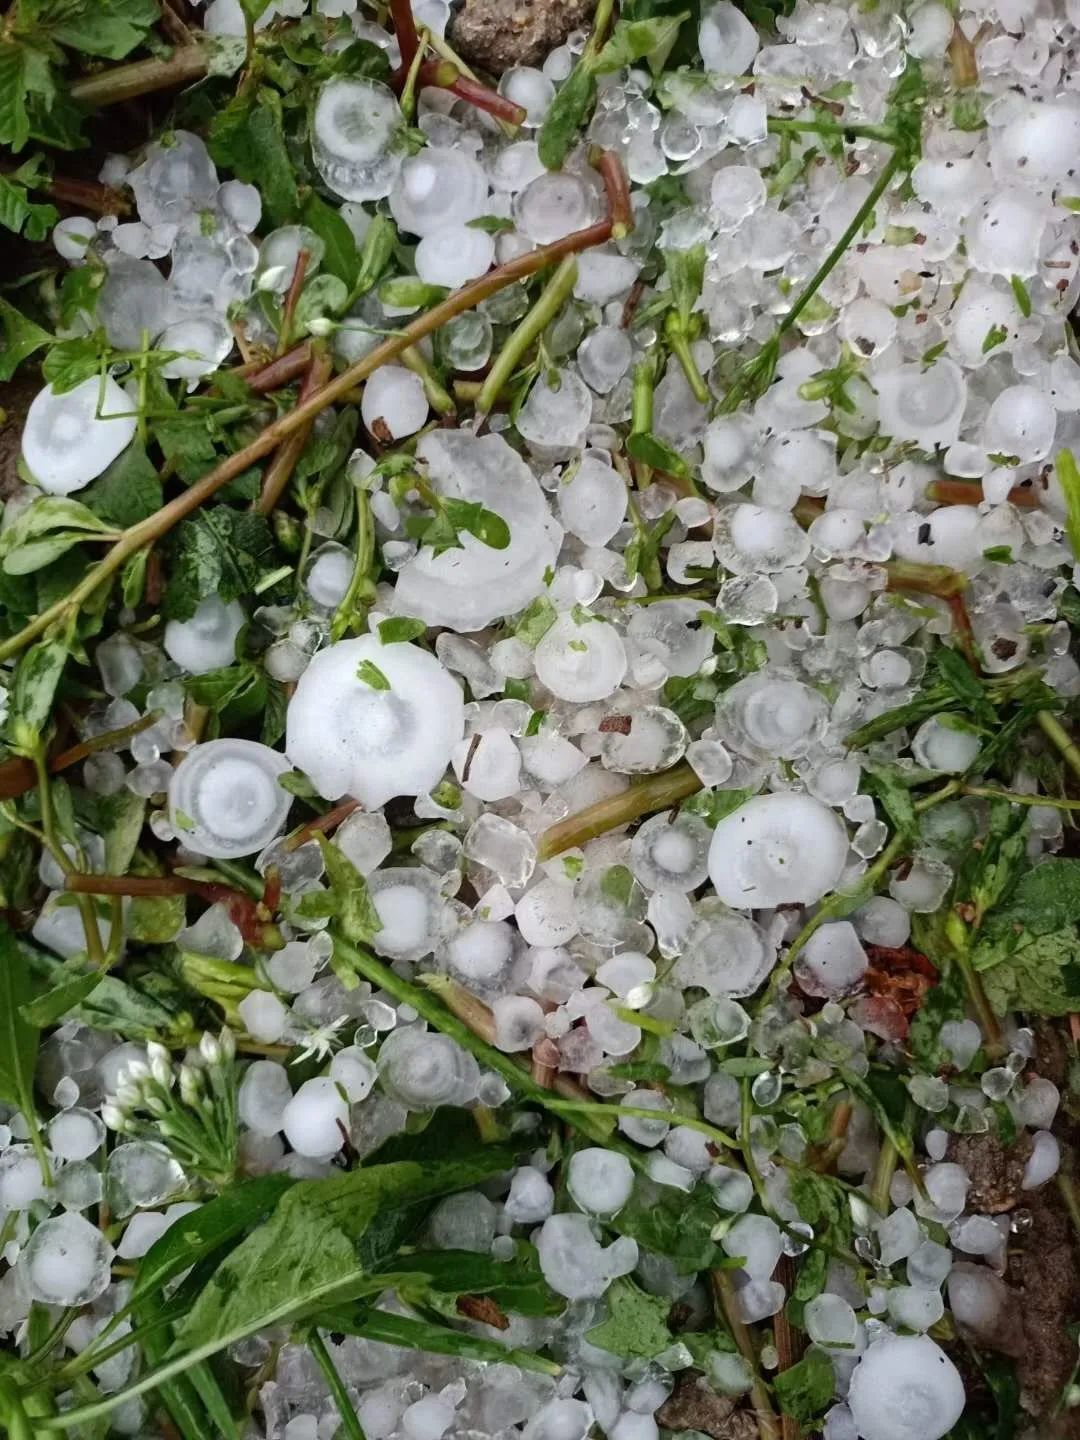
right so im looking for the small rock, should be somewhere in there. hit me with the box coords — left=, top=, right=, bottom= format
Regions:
left=448, top=0, right=597, bottom=75
left=655, top=1372, right=757, bottom=1440
left=945, top=1132, right=1033, bottom=1214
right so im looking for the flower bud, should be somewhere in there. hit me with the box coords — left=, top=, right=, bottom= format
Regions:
left=218, top=1026, right=236, bottom=1063
left=199, top=1032, right=222, bottom=1067
left=101, top=1103, right=127, bottom=1131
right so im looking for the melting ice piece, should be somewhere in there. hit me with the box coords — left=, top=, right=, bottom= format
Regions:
left=393, top=432, right=562, bottom=632
left=535, top=1212, right=638, bottom=1299
left=846, top=1334, right=964, bottom=1440
left=22, top=377, right=136, bottom=495
left=312, top=78, right=405, bottom=202
left=873, top=359, right=967, bottom=449
left=535, top=613, right=627, bottom=702
left=21, top=1212, right=114, bottom=1307
left=164, top=596, right=245, bottom=675
left=285, top=636, right=464, bottom=805
left=390, top=147, right=489, bottom=237
left=707, top=793, right=849, bottom=910
left=168, top=738, right=292, bottom=859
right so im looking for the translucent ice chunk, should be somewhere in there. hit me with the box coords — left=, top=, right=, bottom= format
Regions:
left=164, top=596, right=245, bottom=675
left=536, top=1212, right=638, bottom=1298
left=630, top=810, right=712, bottom=892
left=846, top=1334, right=964, bottom=1440
left=393, top=432, right=562, bottom=632
left=558, top=454, right=628, bottom=545
left=159, top=316, right=233, bottom=380
left=707, top=794, right=849, bottom=909
left=313, top=78, right=405, bottom=201
left=285, top=636, right=464, bottom=805
left=674, top=901, right=774, bottom=996
left=567, top=1148, right=634, bottom=1216
left=22, top=377, right=136, bottom=495
left=415, top=224, right=495, bottom=287
left=514, top=172, right=600, bottom=244
left=964, top=188, right=1049, bottom=278
left=713, top=503, right=811, bottom=574
left=795, top=922, right=868, bottom=998
left=874, top=360, right=967, bottom=448
left=21, top=1213, right=114, bottom=1306
left=911, top=716, right=981, bottom=773
left=391, top=147, right=488, bottom=236
left=377, top=1026, right=480, bottom=1109
left=699, top=2, right=759, bottom=74
left=535, top=613, right=627, bottom=701
left=717, top=672, right=828, bottom=761
left=517, top=369, right=593, bottom=458
left=169, top=739, right=292, bottom=859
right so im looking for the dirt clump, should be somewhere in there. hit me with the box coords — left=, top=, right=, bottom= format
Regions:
left=448, top=0, right=597, bottom=74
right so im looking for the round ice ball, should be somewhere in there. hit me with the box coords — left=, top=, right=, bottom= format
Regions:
left=847, top=1334, right=964, bottom=1440
left=707, top=793, right=849, bottom=910
left=361, top=366, right=429, bottom=440
left=312, top=77, right=405, bottom=202
left=22, top=377, right=137, bottom=496
left=21, top=1212, right=114, bottom=1307
left=168, top=738, right=293, bottom=859
left=164, top=597, right=246, bottom=675
left=415, top=224, right=495, bottom=288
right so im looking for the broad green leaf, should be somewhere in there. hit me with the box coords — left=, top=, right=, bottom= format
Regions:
left=515, top=595, right=558, bottom=647
left=135, top=1174, right=296, bottom=1299
left=0, top=925, right=40, bottom=1122
left=335, top=1310, right=560, bottom=1375
left=1056, top=449, right=1080, bottom=562
left=443, top=499, right=511, bottom=551
left=0, top=495, right=114, bottom=555
left=301, top=192, right=360, bottom=288
left=127, top=893, right=186, bottom=943
left=135, top=1284, right=233, bottom=1440
left=537, top=61, right=596, bottom=171
left=0, top=297, right=51, bottom=380
left=295, top=274, right=349, bottom=333
left=377, top=616, right=427, bottom=644
left=593, top=13, right=689, bottom=74
left=663, top=243, right=706, bottom=326
left=585, top=1278, right=673, bottom=1359
left=774, top=1348, right=835, bottom=1424
left=609, top=1178, right=719, bottom=1273
left=935, top=645, right=995, bottom=726
left=163, top=509, right=275, bottom=622
left=42, top=335, right=104, bottom=392
left=7, top=637, right=68, bottom=753
left=20, top=966, right=104, bottom=1028
left=21, top=940, right=187, bottom=1041
left=207, top=87, right=298, bottom=227
left=0, top=42, right=29, bottom=151
left=99, top=789, right=148, bottom=874
left=863, top=766, right=917, bottom=840
left=389, top=1244, right=563, bottom=1317
left=0, top=168, right=58, bottom=240
left=80, top=444, right=163, bottom=528
left=992, top=858, right=1080, bottom=934
left=31, top=0, right=161, bottom=59
left=978, top=927, right=1080, bottom=1018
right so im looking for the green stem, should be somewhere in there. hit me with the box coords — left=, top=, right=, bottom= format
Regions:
left=0, top=195, right=620, bottom=665
left=667, top=329, right=710, bottom=405
left=1038, top=709, right=1080, bottom=784
left=32, top=749, right=106, bottom=971
left=309, top=1329, right=365, bottom=1440
left=739, top=1077, right=766, bottom=1204
left=68, top=44, right=210, bottom=106
left=537, top=762, right=703, bottom=859
left=631, top=358, right=654, bottom=434
left=546, top=1099, right=736, bottom=1151
left=400, top=344, right=455, bottom=415
left=330, top=490, right=377, bottom=641
left=766, top=118, right=899, bottom=144
left=952, top=944, right=1004, bottom=1059
left=475, top=256, right=579, bottom=419
left=869, top=1136, right=898, bottom=1216
left=709, top=1271, right=781, bottom=1440
left=962, top=785, right=1080, bottom=811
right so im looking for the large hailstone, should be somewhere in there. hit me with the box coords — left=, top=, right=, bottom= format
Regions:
left=393, top=432, right=562, bottom=633
left=169, top=739, right=292, bottom=859
left=847, top=1334, right=965, bottom=1440
left=285, top=636, right=464, bottom=806
left=22, top=378, right=137, bottom=495
left=707, top=793, right=849, bottom=910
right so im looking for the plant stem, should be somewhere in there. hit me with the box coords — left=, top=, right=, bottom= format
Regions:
left=537, top=762, right=703, bottom=859
left=766, top=117, right=899, bottom=144
left=1038, top=709, right=1080, bottom=784
left=546, top=1099, right=736, bottom=1152
left=475, top=256, right=579, bottom=420
left=33, top=749, right=106, bottom=970
left=667, top=329, right=710, bottom=405
left=709, top=1270, right=781, bottom=1440
left=926, top=477, right=1040, bottom=509
left=0, top=162, right=626, bottom=665
left=869, top=1135, right=898, bottom=1215
left=278, top=249, right=310, bottom=356
left=400, top=345, right=455, bottom=415
left=255, top=351, right=333, bottom=516
left=953, top=944, right=1004, bottom=1059
left=308, top=1329, right=365, bottom=1440
left=69, top=45, right=209, bottom=106
left=330, top=491, right=377, bottom=640
left=247, top=343, right=312, bottom=393
left=962, top=785, right=1080, bottom=811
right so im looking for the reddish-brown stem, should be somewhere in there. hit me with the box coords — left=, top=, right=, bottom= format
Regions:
left=416, top=63, right=527, bottom=125
left=255, top=351, right=332, bottom=516
left=278, top=250, right=310, bottom=357
left=246, top=343, right=312, bottom=394
left=926, top=477, right=1041, bottom=510
left=390, top=0, right=421, bottom=71
left=0, top=712, right=160, bottom=801
left=284, top=798, right=361, bottom=852
left=65, top=874, right=200, bottom=898
left=946, top=591, right=981, bottom=673
left=0, top=154, right=627, bottom=666
left=35, top=176, right=129, bottom=217
left=595, top=148, right=633, bottom=237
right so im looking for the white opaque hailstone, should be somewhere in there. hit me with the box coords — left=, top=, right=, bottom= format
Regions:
left=699, top=1, right=760, bottom=74
left=964, top=188, right=1048, bottom=278
left=601, top=706, right=687, bottom=774
left=875, top=1206, right=921, bottom=1267
left=514, top=172, right=600, bottom=245
left=947, top=1263, right=1007, bottom=1342
left=675, top=903, right=774, bottom=996
left=874, top=359, right=967, bottom=448
left=567, top=1148, right=635, bottom=1216
left=794, top=922, right=868, bottom=998
left=840, top=297, right=897, bottom=358
left=22, top=377, right=136, bottom=495
left=1022, top=1130, right=1060, bottom=1189
left=393, top=431, right=562, bottom=632
left=164, top=596, right=245, bottom=675
left=305, top=544, right=353, bottom=609
left=847, top=1334, right=964, bottom=1440
left=239, top=1060, right=293, bottom=1135
left=415, top=224, right=495, bottom=288
left=709, top=165, right=766, bottom=233
left=329, top=1046, right=377, bottom=1103
left=48, top=1108, right=105, bottom=1163
left=362, top=366, right=429, bottom=440
left=722, top=1212, right=782, bottom=1279
left=391, top=147, right=489, bottom=237
left=713, top=504, right=810, bottom=574
left=805, top=1293, right=858, bottom=1347
left=708, top=793, right=849, bottom=910
left=630, top=811, right=711, bottom=892
left=888, top=1285, right=944, bottom=1332
left=535, top=613, right=627, bottom=702
left=282, top=1077, right=349, bottom=1158
left=54, top=215, right=96, bottom=260
left=991, top=99, right=1080, bottom=187
left=159, top=316, right=233, bottom=380
left=377, top=1026, right=480, bottom=1109
left=499, top=67, right=555, bottom=126
left=984, top=385, right=1056, bottom=463
left=505, top=1165, right=555, bottom=1223
left=493, top=994, right=544, bottom=1052
left=285, top=636, right=464, bottom=806
left=368, top=868, right=447, bottom=961
left=536, top=1212, right=638, bottom=1299
left=516, top=369, right=593, bottom=457
left=578, top=327, right=633, bottom=395
left=453, top=728, right=521, bottom=802
left=21, top=1213, right=114, bottom=1306
left=168, top=738, right=291, bottom=859
left=911, top=715, right=981, bottom=774
left=558, top=454, right=628, bottom=545
left=312, top=78, right=405, bottom=201
left=914, top=1162, right=969, bottom=1224
left=717, top=672, right=828, bottom=761
left=238, top=989, right=288, bottom=1043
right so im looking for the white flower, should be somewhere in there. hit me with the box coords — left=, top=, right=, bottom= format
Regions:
left=292, top=1015, right=350, bottom=1065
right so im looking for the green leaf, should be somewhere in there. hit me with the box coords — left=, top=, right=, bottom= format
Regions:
left=127, top=893, right=186, bottom=942
left=188, top=664, right=266, bottom=718
left=301, top=192, right=360, bottom=288
left=377, top=616, right=426, bottom=644
left=680, top=786, right=755, bottom=827
left=537, top=60, right=597, bottom=171
left=135, top=1175, right=296, bottom=1300
left=28, top=0, right=160, bottom=58
left=378, top=277, right=448, bottom=309
left=1010, top=274, right=1032, bottom=318
left=514, top=595, right=558, bottom=647
left=173, top=1153, right=516, bottom=1355
left=466, top=215, right=515, bottom=234
left=0, top=297, right=51, bottom=380
left=585, top=1278, right=673, bottom=1359
left=80, top=443, right=163, bottom=528
left=935, top=645, right=995, bottom=726
left=317, top=834, right=382, bottom=945
left=908, top=957, right=965, bottom=1073
left=978, top=928, right=1080, bottom=1017
left=99, top=789, right=147, bottom=874
left=774, top=1348, right=835, bottom=1425
left=337, top=1309, right=560, bottom=1374
left=0, top=167, right=58, bottom=239
left=443, top=498, right=511, bottom=551
left=626, top=430, right=691, bottom=479
left=986, top=857, right=1080, bottom=934
left=7, top=637, right=68, bottom=753
left=356, top=658, right=390, bottom=690
left=21, top=940, right=187, bottom=1041
left=664, top=243, right=705, bottom=327
left=609, top=1178, right=719, bottom=1273
left=1057, top=448, right=1080, bottom=562
left=0, top=924, right=40, bottom=1123
left=163, top=509, right=274, bottom=622
left=20, top=965, right=105, bottom=1027
left=41, top=335, right=103, bottom=393
left=0, top=42, right=30, bottom=151
left=593, top=12, right=688, bottom=73
left=208, top=87, right=298, bottom=227
left=863, top=765, right=917, bottom=839
left=389, top=1243, right=563, bottom=1318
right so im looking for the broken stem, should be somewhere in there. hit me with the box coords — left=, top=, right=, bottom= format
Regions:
left=537, top=762, right=703, bottom=859
left=69, top=44, right=209, bottom=107
left=475, top=256, right=579, bottom=420
left=277, top=249, right=310, bottom=356
left=255, top=351, right=333, bottom=515
left=246, top=344, right=313, bottom=394
left=1038, top=709, right=1080, bottom=785
left=709, top=1270, right=781, bottom=1440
